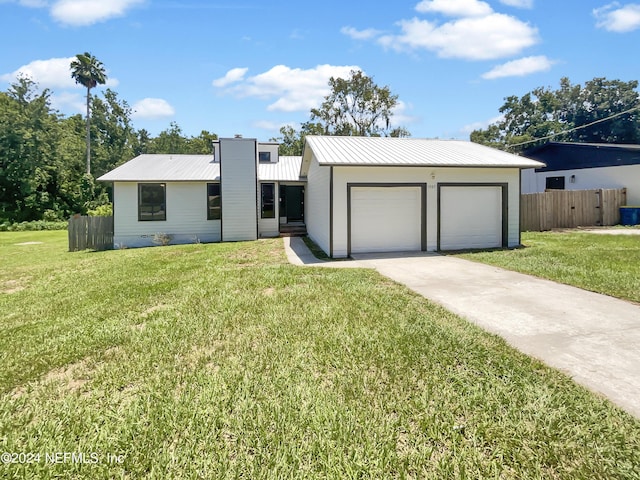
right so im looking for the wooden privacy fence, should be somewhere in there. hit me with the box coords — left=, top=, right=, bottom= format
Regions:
left=521, top=188, right=627, bottom=232
left=68, top=215, right=114, bottom=251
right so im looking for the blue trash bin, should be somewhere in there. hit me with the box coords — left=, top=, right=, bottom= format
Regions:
left=619, top=206, right=640, bottom=226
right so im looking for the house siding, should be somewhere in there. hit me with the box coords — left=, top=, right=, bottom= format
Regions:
left=305, top=154, right=331, bottom=255
left=521, top=164, right=640, bottom=204
left=220, top=138, right=258, bottom=241
left=112, top=181, right=221, bottom=248
left=330, top=166, right=521, bottom=257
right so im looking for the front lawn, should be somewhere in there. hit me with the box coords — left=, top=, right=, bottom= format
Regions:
left=1, top=231, right=639, bottom=479
left=456, top=231, right=640, bottom=303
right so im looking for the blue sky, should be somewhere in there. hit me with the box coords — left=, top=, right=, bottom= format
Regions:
left=1, top=0, right=639, bottom=141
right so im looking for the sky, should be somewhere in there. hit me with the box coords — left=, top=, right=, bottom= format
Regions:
left=1, top=0, right=639, bottom=142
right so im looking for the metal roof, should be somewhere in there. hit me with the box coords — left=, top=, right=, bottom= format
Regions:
left=98, top=154, right=304, bottom=182
left=523, top=142, right=640, bottom=172
left=303, top=136, right=545, bottom=169
left=97, top=154, right=220, bottom=182
left=258, top=156, right=304, bottom=181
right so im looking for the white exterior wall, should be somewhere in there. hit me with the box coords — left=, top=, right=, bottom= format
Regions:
left=305, top=155, right=331, bottom=255
left=521, top=165, right=640, bottom=204
left=258, top=181, right=279, bottom=238
left=112, top=182, right=221, bottom=248
left=521, top=168, right=537, bottom=194
left=220, top=138, right=258, bottom=241
left=331, top=166, right=521, bottom=257
left=258, top=143, right=279, bottom=163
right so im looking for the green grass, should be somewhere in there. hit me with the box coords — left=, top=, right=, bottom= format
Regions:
left=456, top=231, right=640, bottom=304
left=302, top=235, right=330, bottom=260
left=1, top=231, right=639, bottom=479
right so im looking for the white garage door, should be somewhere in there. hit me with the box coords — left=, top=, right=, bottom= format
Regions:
left=440, top=186, right=502, bottom=250
left=350, top=186, right=422, bottom=254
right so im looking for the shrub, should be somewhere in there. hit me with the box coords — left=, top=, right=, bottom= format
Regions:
left=0, top=220, right=68, bottom=232
left=152, top=232, right=173, bottom=246
left=42, top=209, right=63, bottom=222
left=87, top=203, right=113, bottom=217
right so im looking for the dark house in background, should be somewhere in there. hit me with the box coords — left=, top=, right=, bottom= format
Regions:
left=521, top=142, right=640, bottom=204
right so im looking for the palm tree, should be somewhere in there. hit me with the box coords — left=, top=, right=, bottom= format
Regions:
left=70, top=52, right=107, bottom=175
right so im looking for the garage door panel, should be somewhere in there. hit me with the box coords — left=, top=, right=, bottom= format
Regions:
left=440, top=186, right=502, bottom=250
left=350, top=187, right=422, bottom=254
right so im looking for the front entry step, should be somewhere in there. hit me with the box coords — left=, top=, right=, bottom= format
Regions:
left=280, top=225, right=307, bottom=237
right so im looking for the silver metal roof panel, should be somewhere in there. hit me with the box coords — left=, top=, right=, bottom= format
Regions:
left=258, top=156, right=303, bottom=181
left=304, top=136, right=545, bottom=169
left=97, top=154, right=220, bottom=182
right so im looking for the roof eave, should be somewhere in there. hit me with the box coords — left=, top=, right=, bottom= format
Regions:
left=317, top=162, right=545, bottom=169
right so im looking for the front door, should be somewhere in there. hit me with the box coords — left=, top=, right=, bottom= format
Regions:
left=282, top=185, right=304, bottom=223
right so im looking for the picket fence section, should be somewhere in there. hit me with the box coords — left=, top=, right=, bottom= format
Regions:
left=68, top=215, right=114, bottom=251
left=521, top=188, right=627, bottom=232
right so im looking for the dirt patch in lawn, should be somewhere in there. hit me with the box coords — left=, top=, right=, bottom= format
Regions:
left=140, top=304, right=170, bottom=318
left=1, top=279, right=28, bottom=294
left=43, top=359, right=92, bottom=394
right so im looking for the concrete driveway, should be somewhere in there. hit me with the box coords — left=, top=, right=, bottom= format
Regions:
left=284, top=237, right=640, bottom=418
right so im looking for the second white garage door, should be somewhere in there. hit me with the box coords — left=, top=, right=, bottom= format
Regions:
left=439, top=185, right=503, bottom=250
left=350, top=186, right=422, bottom=254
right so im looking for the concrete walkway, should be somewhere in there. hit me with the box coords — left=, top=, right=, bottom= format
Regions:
left=579, top=227, right=640, bottom=235
left=283, top=237, right=640, bottom=418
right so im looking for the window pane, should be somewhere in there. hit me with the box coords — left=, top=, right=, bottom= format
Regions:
left=261, top=183, right=275, bottom=218
left=259, top=151, right=271, bottom=163
left=139, top=183, right=166, bottom=221
left=207, top=183, right=221, bottom=220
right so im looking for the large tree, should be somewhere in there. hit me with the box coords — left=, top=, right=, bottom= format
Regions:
left=272, top=71, right=409, bottom=155
left=311, top=70, right=403, bottom=137
left=0, top=77, right=83, bottom=222
left=471, top=77, right=640, bottom=152
left=70, top=52, right=107, bottom=175
left=90, top=89, right=135, bottom=177
left=270, top=122, right=325, bottom=156
left=145, top=123, right=219, bottom=154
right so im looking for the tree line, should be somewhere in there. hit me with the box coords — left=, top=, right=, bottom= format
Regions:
left=471, top=77, right=640, bottom=152
left=0, top=77, right=218, bottom=223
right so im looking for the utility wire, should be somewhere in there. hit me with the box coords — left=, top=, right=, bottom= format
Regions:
left=507, top=104, right=640, bottom=149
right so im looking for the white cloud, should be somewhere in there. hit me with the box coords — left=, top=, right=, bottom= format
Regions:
left=482, top=55, right=554, bottom=79
left=132, top=98, right=175, bottom=119
left=379, top=13, right=538, bottom=60
left=1, top=56, right=77, bottom=88
left=212, top=67, right=248, bottom=87
left=50, top=0, right=144, bottom=26
left=499, top=0, right=533, bottom=8
left=50, top=91, right=85, bottom=113
left=461, top=114, right=504, bottom=134
left=1, top=56, right=118, bottom=89
left=217, top=64, right=361, bottom=112
left=252, top=120, right=282, bottom=131
left=415, top=0, right=493, bottom=17
left=594, top=3, right=640, bottom=32
left=104, top=77, right=119, bottom=88
left=2, top=0, right=143, bottom=24
left=341, top=26, right=383, bottom=40
left=391, top=100, right=418, bottom=127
